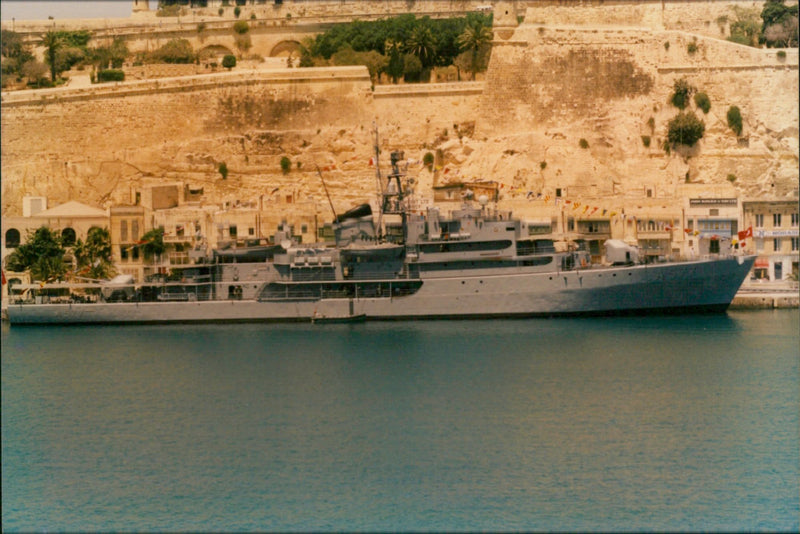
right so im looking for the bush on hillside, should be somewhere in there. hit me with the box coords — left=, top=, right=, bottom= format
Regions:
left=667, top=111, right=705, bottom=147
left=222, top=54, right=236, bottom=70
left=727, top=106, right=743, bottom=136
left=670, top=78, right=695, bottom=109
left=694, top=92, right=711, bottom=114
left=96, top=69, right=124, bottom=82
left=151, top=39, right=195, bottom=64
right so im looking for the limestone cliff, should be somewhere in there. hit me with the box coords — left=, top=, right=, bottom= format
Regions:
left=1, top=1, right=797, bottom=222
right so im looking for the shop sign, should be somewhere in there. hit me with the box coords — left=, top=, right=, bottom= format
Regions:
left=699, top=231, right=732, bottom=238
left=689, top=198, right=738, bottom=206
left=754, top=229, right=799, bottom=238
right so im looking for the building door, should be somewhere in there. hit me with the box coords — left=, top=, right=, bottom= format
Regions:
left=774, top=262, right=783, bottom=280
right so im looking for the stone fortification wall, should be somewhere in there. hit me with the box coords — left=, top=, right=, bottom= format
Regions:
left=1, top=67, right=371, bottom=215
left=522, top=1, right=766, bottom=38
left=1, top=66, right=483, bottom=217
left=1, top=0, right=797, bottom=224
left=472, top=17, right=797, bottom=203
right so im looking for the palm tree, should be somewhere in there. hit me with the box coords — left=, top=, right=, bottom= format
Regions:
left=140, top=228, right=165, bottom=261
left=406, top=25, right=436, bottom=69
left=384, top=39, right=404, bottom=83
left=41, top=30, right=62, bottom=82
left=457, top=23, right=493, bottom=80
left=73, top=227, right=115, bottom=280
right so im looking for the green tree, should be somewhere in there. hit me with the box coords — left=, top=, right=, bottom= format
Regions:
left=218, top=161, right=229, bottom=179
left=73, top=227, right=115, bottom=279
left=297, top=37, right=316, bottom=68
left=21, top=60, right=49, bottom=87
left=151, top=38, right=195, bottom=64
left=331, top=46, right=387, bottom=83
left=406, top=24, right=437, bottom=68
left=42, top=30, right=62, bottom=81
left=234, top=33, right=252, bottom=55
left=727, top=106, right=743, bottom=136
left=222, top=54, right=237, bottom=70
left=140, top=228, right=165, bottom=260
left=761, top=0, right=799, bottom=47
left=402, top=53, right=423, bottom=82
left=1, top=29, right=35, bottom=80
left=280, top=156, right=291, bottom=174
left=233, top=20, right=249, bottom=34
left=92, top=38, right=129, bottom=70
left=728, top=6, right=762, bottom=46
left=456, top=22, right=493, bottom=80
left=667, top=111, right=705, bottom=147
left=384, top=39, right=404, bottom=83
left=5, top=227, right=68, bottom=282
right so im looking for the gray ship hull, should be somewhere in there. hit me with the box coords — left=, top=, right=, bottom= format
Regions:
left=7, top=256, right=755, bottom=325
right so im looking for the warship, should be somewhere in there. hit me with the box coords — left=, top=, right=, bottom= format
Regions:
left=5, top=137, right=755, bottom=325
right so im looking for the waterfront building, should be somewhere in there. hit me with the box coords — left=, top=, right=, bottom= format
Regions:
left=684, top=197, right=740, bottom=258
left=2, top=198, right=110, bottom=268
left=742, top=200, right=799, bottom=281
left=110, top=205, right=147, bottom=282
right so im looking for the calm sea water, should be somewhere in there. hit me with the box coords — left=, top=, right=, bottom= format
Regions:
left=2, top=310, right=798, bottom=532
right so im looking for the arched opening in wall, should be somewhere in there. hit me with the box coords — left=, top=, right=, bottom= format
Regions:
left=199, top=44, right=235, bottom=62
left=5, top=228, right=20, bottom=248
left=269, top=40, right=301, bottom=58
left=61, top=227, right=76, bottom=246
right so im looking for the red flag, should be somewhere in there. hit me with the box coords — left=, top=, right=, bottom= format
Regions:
left=684, top=228, right=692, bottom=234
left=1, top=269, right=6, bottom=286
left=738, top=226, right=753, bottom=240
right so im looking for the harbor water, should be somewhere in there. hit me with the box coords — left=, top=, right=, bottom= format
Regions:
left=2, top=310, right=798, bottom=532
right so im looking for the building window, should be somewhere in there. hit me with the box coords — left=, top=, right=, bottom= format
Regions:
left=709, top=209, right=719, bottom=216
left=120, top=246, right=128, bottom=261
left=132, top=246, right=140, bottom=260
left=249, top=227, right=255, bottom=236
left=301, top=224, right=308, bottom=234
left=4, top=228, right=20, bottom=248
left=773, top=238, right=781, bottom=252
left=792, top=213, right=798, bottom=227
left=792, top=237, right=799, bottom=252
left=755, top=214, right=764, bottom=227
left=229, top=225, right=238, bottom=238
left=709, top=240, right=720, bottom=254
left=120, top=220, right=128, bottom=242
left=773, top=213, right=782, bottom=227
left=555, top=188, right=562, bottom=197
left=132, top=220, right=139, bottom=241
left=567, top=217, right=574, bottom=232
left=176, top=224, right=184, bottom=237
left=756, top=239, right=764, bottom=252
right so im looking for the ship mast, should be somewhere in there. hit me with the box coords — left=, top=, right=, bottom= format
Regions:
left=373, top=124, right=406, bottom=239
left=373, top=124, right=385, bottom=237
